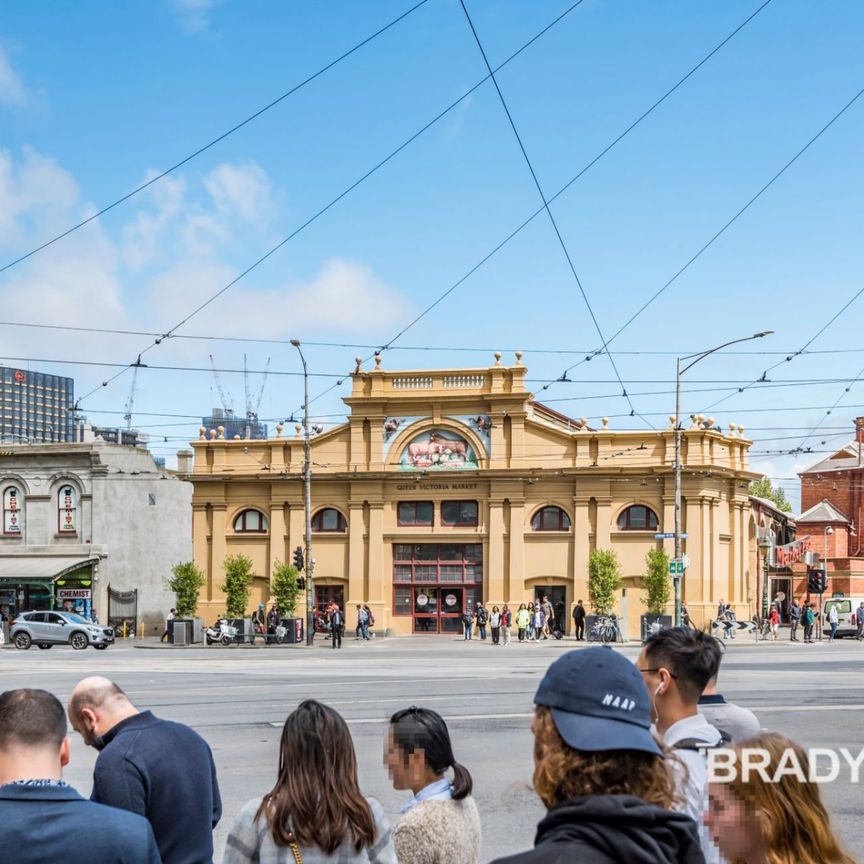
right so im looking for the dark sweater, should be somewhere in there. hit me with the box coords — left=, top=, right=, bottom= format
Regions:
left=91, top=710, right=222, bottom=864
left=490, top=795, right=705, bottom=864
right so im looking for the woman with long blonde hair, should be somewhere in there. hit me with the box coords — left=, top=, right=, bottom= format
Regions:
left=705, top=732, right=854, bottom=864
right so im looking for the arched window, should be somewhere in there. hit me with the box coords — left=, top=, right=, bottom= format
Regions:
left=3, top=486, right=23, bottom=535
left=531, top=506, right=571, bottom=531
left=617, top=505, right=659, bottom=531
left=57, top=485, right=77, bottom=534
left=312, top=508, right=347, bottom=532
left=233, top=509, right=268, bottom=533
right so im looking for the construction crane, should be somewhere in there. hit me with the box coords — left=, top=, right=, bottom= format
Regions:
left=123, top=356, right=147, bottom=431
left=243, top=354, right=270, bottom=438
left=209, top=355, right=234, bottom=416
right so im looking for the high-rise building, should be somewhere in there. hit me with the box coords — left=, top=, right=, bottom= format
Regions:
left=0, top=367, right=75, bottom=444
left=201, top=407, right=268, bottom=440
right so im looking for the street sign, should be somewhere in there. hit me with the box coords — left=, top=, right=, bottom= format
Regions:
left=655, top=533, right=688, bottom=539
left=669, top=560, right=684, bottom=575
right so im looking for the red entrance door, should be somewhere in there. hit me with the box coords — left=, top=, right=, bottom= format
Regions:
left=412, top=587, right=464, bottom=633
left=314, top=585, right=345, bottom=632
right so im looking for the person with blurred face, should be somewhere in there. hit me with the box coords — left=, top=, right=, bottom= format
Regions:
left=705, top=733, right=854, bottom=864
left=385, top=706, right=480, bottom=864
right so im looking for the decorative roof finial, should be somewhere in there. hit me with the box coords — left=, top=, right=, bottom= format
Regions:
left=514, top=351, right=523, bottom=365
left=494, top=352, right=502, bottom=366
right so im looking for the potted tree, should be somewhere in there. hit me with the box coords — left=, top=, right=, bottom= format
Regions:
left=220, top=554, right=254, bottom=643
left=271, top=560, right=304, bottom=644
left=587, top=549, right=623, bottom=641
left=166, top=562, right=205, bottom=644
left=641, top=548, right=672, bottom=641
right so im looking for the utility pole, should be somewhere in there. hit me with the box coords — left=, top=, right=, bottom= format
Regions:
left=673, top=331, right=774, bottom=627
left=290, top=339, right=314, bottom=646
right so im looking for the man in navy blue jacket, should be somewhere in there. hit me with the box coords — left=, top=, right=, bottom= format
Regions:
left=69, top=676, right=222, bottom=864
left=0, top=688, right=161, bottom=864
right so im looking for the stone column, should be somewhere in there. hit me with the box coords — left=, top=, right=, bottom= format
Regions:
left=210, top=505, right=227, bottom=604
left=347, top=502, right=366, bottom=604
left=488, top=500, right=505, bottom=605
left=506, top=499, right=525, bottom=605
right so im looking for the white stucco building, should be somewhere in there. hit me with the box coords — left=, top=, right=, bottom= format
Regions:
left=0, top=443, right=191, bottom=633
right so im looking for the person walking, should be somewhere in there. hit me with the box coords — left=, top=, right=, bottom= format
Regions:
left=356, top=605, right=365, bottom=639
left=681, top=602, right=696, bottom=631
left=501, top=604, right=512, bottom=646
left=329, top=604, right=345, bottom=649
left=68, top=676, right=221, bottom=864
left=515, top=604, right=530, bottom=642
left=363, top=605, right=376, bottom=638
left=223, top=700, right=396, bottom=864
left=572, top=600, right=586, bottom=641
left=160, top=608, right=176, bottom=643
left=828, top=603, right=839, bottom=642
left=475, top=604, right=489, bottom=641
left=705, top=733, right=855, bottom=864
left=856, top=601, right=864, bottom=641
left=0, top=688, right=161, bottom=864
left=385, top=707, right=481, bottom=864
left=540, top=596, right=553, bottom=639
left=490, top=606, right=501, bottom=645
left=489, top=648, right=703, bottom=864
left=461, top=607, right=473, bottom=641
left=789, top=598, right=801, bottom=641
left=803, top=602, right=816, bottom=643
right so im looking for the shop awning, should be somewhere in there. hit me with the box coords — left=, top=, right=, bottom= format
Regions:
left=0, top=556, right=99, bottom=585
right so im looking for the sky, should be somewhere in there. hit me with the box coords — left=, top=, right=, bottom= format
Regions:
left=1, top=0, right=863, bottom=509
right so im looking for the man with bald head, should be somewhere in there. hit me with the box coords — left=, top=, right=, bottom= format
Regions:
left=0, top=688, right=160, bottom=863
left=68, top=676, right=222, bottom=864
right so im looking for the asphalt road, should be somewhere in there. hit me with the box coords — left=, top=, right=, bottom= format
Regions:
left=2, top=632, right=863, bottom=863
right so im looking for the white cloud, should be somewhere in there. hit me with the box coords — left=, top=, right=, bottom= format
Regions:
left=204, top=161, right=273, bottom=225
left=122, top=172, right=187, bottom=271
left=168, top=0, right=222, bottom=33
left=0, top=46, right=27, bottom=108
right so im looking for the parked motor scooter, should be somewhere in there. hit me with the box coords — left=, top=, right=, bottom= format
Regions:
left=205, top=618, right=238, bottom=646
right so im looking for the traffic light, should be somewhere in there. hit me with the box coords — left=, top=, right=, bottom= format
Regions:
left=807, top=569, right=828, bottom=594
left=296, top=576, right=306, bottom=591
left=293, top=546, right=304, bottom=571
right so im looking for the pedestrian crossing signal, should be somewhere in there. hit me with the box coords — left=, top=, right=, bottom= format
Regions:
left=293, top=546, right=304, bottom=571
left=807, top=568, right=828, bottom=594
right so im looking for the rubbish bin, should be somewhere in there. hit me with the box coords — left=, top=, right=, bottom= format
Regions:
left=172, top=621, right=190, bottom=646
left=280, top=618, right=303, bottom=644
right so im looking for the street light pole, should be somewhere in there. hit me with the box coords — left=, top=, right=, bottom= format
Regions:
left=673, top=330, right=774, bottom=629
left=290, top=339, right=314, bottom=647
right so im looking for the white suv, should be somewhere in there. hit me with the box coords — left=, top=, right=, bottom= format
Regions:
left=10, top=611, right=115, bottom=650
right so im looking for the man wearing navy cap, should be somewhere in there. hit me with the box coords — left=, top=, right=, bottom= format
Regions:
left=491, top=646, right=704, bottom=864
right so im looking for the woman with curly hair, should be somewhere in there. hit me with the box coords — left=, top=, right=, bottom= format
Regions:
left=705, top=732, right=854, bottom=864
left=223, top=700, right=396, bottom=864
left=491, top=647, right=704, bottom=864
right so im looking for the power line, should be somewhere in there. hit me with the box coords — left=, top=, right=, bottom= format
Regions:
left=546, top=81, right=864, bottom=393
left=459, top=0, right=645, bottom=424
left=303, top=0, right=774, bottom=415
left=72, top=0, right=589, bottom=408
left=0, top=0, right=432, bottom=277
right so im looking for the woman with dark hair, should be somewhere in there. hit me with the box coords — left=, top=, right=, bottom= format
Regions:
left=385, top=706, right=480, bottom=864
left=223, top=700, right=396, bottom=864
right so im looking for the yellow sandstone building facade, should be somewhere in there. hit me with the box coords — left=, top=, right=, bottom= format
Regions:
left=189, top=355, right=760, bottom=636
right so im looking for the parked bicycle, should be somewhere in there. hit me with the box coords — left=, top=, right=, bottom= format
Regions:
left=587, top=614, right=622, bottom=644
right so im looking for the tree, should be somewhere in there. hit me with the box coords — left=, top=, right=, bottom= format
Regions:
left=588, top=549, right=622, bottom=615
left=220, top=554, right=254, bottom=619
left=270, top=560, right=302, bottom=617
left=749, top=476, right=792, bottom=512
left=166, top=561, right=205, bottom=619
left=641, top=548, right=671, bottom=615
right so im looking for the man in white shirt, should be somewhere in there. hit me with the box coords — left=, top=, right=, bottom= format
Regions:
left=638, top=627, right=726, bottom=864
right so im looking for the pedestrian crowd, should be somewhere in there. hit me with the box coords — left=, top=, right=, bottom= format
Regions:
left=0, top=626, right=855, bottom=864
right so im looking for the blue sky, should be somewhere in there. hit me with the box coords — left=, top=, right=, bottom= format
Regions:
left=2, top=0, right=863, bottom=507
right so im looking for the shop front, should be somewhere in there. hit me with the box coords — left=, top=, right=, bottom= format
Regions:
left=0, top=557, right=98, bottom=619
left=393, top=543, right=483, bottom=634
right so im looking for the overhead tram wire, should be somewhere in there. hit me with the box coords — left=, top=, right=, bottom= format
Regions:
left=71, top=0, right=592, bottom=408
left=542, top=81, right=864, bottom=393
left=458, top=0, right=655, bottom=425
left=10, top=319, right=864, bottom=357
left=703, top=271, right=864, bottom=414
left=0, top=0, right=432, bottom=277
left=299, top=0, right=775, bottom=416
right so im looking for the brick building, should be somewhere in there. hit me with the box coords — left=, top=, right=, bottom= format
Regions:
left=792, top=418, right=864, bottom=598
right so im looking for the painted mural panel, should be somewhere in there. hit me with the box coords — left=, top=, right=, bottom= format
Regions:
left=398, top=429, right=479, bottom=471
